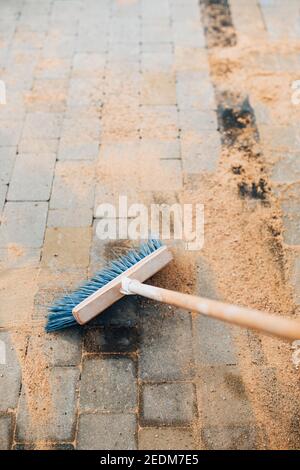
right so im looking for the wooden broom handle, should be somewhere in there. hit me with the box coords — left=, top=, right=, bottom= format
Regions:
left=124, top=279, right=300, bottom=341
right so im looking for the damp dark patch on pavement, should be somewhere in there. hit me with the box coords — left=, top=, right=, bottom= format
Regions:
left=200, top=0, right=237, bottom=48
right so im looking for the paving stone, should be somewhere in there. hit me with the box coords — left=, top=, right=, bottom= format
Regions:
left=141, top=72, right=176, bottom=105
left=179, top=109, right=218, bottom=132
left=110, top=18, right=140, bottom=44
left=24, top=78, right=68, bottom=112
left=174, top=46, right=209, bottom=72
left=140, top=140, right=181, bottom=160
left=43, top=33, right=75, bottom=58
left=58, top=116, right=101, bottom=160
left=35, top=57, right=72, bottom=79
left=0, top=414, right=13, bottom=450
left=142, top=20, right=172, bottom=44
left=197, top=366, right=255, bottom=427
left=139, top=427, right=195, bottom=450
left=42, top=227, right=92, bottom=269
left=173, top=21, right=205, bottom=48
left=80, top=356, right=137, bottom=413
left=140, top=304, right=193, bottom=381
left=281, top=184, right=300, bottom=245
left=230, top=0, right=266, bottom=38
left=176, top=71, right=215, bottom=110
left=142, top=383, right=195, bottom=426
left=141, top=50, right=174, bottom=73
left=72, top=53, right=106, bottom=78
left=67, top=78, right=104, bottom=108
left=84, top=327, right=139, bottom=354
left=47, top=208, right=93, bottom=228
left=22, top=112, right=63, bottom=139
left=50, top=161, right=95, bottom=210
left=259, top=125, right=299, bottom=152
left=0, top=147, right=17, bottom=184
left=16, top=366, right=79, bottom=442
left=142, top=0, right=170, bottom=20
left=18, top=138, right=59, bottom=154
left=0, top=120, right=23, bottom=145
left=7, top=153, right=56, bottom=201
left=101, top=105, right=140, bottom=142
left=0, top=331, right=22, bottom=411
left=0, top=267, right=38, bottom=327
left=27, top=329, right=82, bottom=367
left=0, top=247, right=41, bottom=269
left=77, top=413, right=137, bottom=450
left=76, top=29, right=108, bottom=53
left=140, top=105, right=179, bottom=140
left=171, top=0, right=200, bottom=21
left=271, top=153, right=300, bottom=184
left=201, top=424, right=258, bottom=450
left=0, top=91, right=25, bottom=121
left=0, top=202, right=48, bottom=248
left=181, top=132, right=221, bottom=173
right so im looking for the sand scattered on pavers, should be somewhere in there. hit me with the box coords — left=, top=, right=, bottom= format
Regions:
left=180, top=31, right=300, bottom=448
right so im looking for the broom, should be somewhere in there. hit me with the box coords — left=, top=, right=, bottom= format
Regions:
left=46, top=239, right=300, bottom=341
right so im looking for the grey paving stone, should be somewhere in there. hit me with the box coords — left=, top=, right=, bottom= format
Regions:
left=197, top=366, right=255, bottom=427
left=281, top=184, right=300, bottom=245
left=0, top=331, right=22, bottom=411
left=142, top=383, right=195, bottom=425
left=67, top=78, right=104, bottom=108
left=139, top=304, right=194, bottom=381
left=110, top=18, right=140, bottom=44
left=18, top=138, right=59, bottom=154
left=16, top=366, right=79, bottom=442
left=58, top=116, right=100, bottom=160
left=179, top=109, right=218, bottom=132
left=140, top=140, right=181, bottom=160
left=47, top=208, right=93, bottom=228
left=0, top=120, right=23, bottom=146
left=84, top=327, right=139, bottom=354
left=0, top=414, right=13, bottom=450
left=72, top=53, right=106, bottom=78
left=77, top=413, right=137, bottom=450
left=193, top=257, right=237, bottom=365
left=76, top=29, right=108, bottom=53
left=139, top=427, right=195, bottom=450
left=0, top=247, right=41, bottom=269
left=142, top=0, right=170, bottom=19
left=194, top=316, right=237, bottom=367
left=22, top=112, right=63, bottom=139
left=173, top=21, right=205, bottom=47
left=259, top=126, right=299, bottom=152
left=201, top=425, right=258, bottom=450
left=181, top=132, right=221, bottom=173
left=35, top=57, right=72, bottom=79
left=80, top=356, right=137, bottom=412
left=7, top=153, right=56, bottom=201
left=27, top=329, right=82, bottom=367
left=0, top=201, right=48, bottom=248
left=43, top=33, right=75, bottom=58
left=176, top=71, right=215, bottom=110
left=50, top=161, right=95, bottom=210
left=0, top=147, right=17, bottom=184
left=271, top=154, right=300, bottom=184
left=142, top=20, right=172, bottom=44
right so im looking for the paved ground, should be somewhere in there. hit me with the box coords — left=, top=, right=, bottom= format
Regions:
left=0, top=0, right=300, bottom=450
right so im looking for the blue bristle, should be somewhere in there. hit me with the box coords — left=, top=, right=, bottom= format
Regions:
left=45, top=239, right=163, bottom=332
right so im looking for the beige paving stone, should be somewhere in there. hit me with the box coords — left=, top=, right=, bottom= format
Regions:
left=41, top=227, right=92, bottom=269
left=174, top=46, right=210, bottom=72
left=140, top=72, right=177, bottom=105
left=24, top=79, right=68, bottom=112
left=139, top=427, right=195, bottom=450
left=0, top=267, right=38, bottom=327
